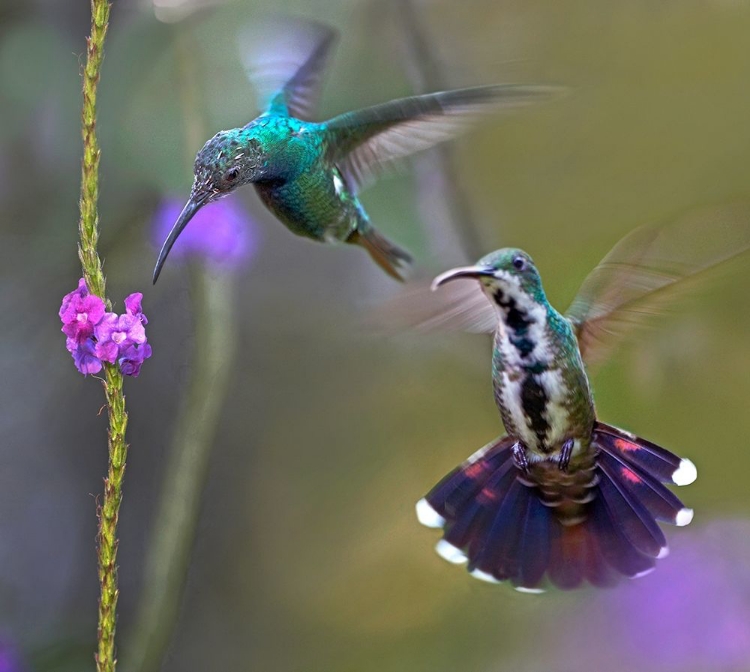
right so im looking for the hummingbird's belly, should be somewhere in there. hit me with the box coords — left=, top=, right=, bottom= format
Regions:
left=497, top=367, right=590, bottom=460
left=255, top=174, right=355, bottom=243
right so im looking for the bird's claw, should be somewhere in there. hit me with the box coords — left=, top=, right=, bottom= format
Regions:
left=559, top=439, right=574, bottom=472
left=512, top=442, right=529, bottom=473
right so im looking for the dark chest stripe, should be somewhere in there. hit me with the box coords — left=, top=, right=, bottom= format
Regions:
left=520, top=374, right=551, bottom=451
left=494, top=290, right=535, bottom=358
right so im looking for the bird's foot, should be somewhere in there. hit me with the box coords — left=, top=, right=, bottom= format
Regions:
left=512, top=442, right=529, bottom=473
left=559, top=439, right=574, bottom=472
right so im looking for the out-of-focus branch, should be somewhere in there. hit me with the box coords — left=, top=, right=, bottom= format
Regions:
left=397, top=0, right=485, bottom=263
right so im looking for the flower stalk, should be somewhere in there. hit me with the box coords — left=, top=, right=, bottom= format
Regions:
left=76, top=1, right=128, bottom=670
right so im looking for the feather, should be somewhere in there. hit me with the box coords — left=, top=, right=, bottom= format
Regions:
left=548, top=522, right=586, bottom=589
left=596, top=458, right=668, bottom=558
left=238, top=17, right=338, bottom=120
left=326, top=84, right=563, bottom=192
left=420, top=436, right=514, bottom=522
left=595, top=422, right=697, bottom=487
left=514, top=489, right=552, bottom=589
left=566, top=203, right=750, bottom=368
left=471, top=479, right=527, bottom=581
left=363, top=275, right=496, bottom=335
left=598, top=451, right=692, bottom=527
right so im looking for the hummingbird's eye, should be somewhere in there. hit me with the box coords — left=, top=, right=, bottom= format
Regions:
left=512, top=255, right=526, bottom=271
left=225, top=167, right=240, bottom=182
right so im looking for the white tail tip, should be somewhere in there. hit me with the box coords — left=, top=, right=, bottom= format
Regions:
left=470, top=568, right=501, bottom=584
left=416, top=498, right=445, bottom=528
left=675, top=507, right=694, bottom=527
left=673, top=458, right=698, bottom=486
left=435, top=540, right=468, bottom=564
left=514, top=586, right=545, bottom=594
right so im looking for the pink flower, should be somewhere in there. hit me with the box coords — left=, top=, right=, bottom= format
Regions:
left=59, top=278, right=106, bottom=344
left=59, top=279, right=152, bottom=376
left=94, top=313, right=147, bottom=363
left=118, top=342, right=152, bottom=377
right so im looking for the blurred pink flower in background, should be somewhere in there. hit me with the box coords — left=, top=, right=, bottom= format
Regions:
left=539, top=520, right=750, bottom=672
left=152, top=195, right=258, bottom=270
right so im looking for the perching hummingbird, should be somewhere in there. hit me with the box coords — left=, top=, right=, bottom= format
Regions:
left=409, top=205, right=750, bottom=590
left=152, top=19, right=560, bottom=283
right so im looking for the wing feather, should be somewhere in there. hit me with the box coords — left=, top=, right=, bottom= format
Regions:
left=365, top=276, right=496, bottom=334
left=566, top=203, right=750, bottom=367
left=238, top=18, right=338, bottom=120
left=326, top=84, right=563, bottom=192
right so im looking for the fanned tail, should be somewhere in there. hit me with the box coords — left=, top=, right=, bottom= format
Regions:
left=348, top=226, right=413, bottom=281
left=416, top=424, right=695, bottom=591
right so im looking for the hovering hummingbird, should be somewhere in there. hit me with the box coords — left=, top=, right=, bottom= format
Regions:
left=152, top=19, right=560, bottom=283
left=410, top=206, right=750, bottom=590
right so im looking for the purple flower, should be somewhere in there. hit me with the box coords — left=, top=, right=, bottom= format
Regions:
left=0, top=637, right=24, bottom=672
left=152, top=195, right=258, bottom=268
left=59, top=280, right=152, bottom=377
left=70, top=338, right=103, bottom=375
left=546, top=519, right=750, bottom=672
left=94, top=312, right=146, bottom=363
left=59, top=278, right=106, bottom=343
left=124, top=292, right=148, bottom=325
left=118, top=342, right=152, bottom=377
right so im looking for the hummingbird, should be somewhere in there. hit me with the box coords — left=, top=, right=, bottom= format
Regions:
left=411, top=205, right=750, bottom=590
left=152, top=19, right=560, bottom=283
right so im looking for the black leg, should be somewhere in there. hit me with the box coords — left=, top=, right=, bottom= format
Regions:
left=559, top=439, right=574, bottom=472
left=512, top=442, right=529, bottom=473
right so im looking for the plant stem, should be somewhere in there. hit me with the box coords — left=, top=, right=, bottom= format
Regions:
left=79, top=0, right=110, bottom=301
left=77, top=1, right=128, bottom=670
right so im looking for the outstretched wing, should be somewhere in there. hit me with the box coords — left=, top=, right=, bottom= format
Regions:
left=238, top=17, right=338, bottom=120
left=325, top=84, right=563, bottom=193
left=365, top=275, right=496, bottom=334
left=566, top=203, right=750, bottom=367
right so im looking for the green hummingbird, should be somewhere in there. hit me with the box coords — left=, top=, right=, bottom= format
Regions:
left=410, top=205, right=750, bottom=590
left=153, top=19, right=560, bottom=283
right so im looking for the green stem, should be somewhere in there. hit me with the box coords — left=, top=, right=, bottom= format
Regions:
left=76, top=1, right=128, bottom=670
left=127, top=270, right=236, bottom=672
left=79, top=0, right=111, bottom=301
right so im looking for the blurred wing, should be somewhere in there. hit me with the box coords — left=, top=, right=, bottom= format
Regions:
left=326, top=84, right=563, bottom=192
left=238, top=18, right=338, bottom=120
left=366, top=276, right=496, bottom=334
left=566, top=203, right=750, bottom=367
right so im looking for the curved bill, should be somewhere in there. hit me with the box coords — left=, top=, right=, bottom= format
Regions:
left=152, top=196, right=206, bottom=284
left=431, top=266, right=495, bottom=291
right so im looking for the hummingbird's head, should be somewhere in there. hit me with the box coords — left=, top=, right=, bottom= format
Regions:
left=432, top=248, right=548, bottom=322
left=152, top=128, right=263, bottom=283
left=192, top=129, right=264, bottom=202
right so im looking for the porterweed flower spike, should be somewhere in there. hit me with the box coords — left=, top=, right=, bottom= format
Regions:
left=59, top=279, right=152, bottom=377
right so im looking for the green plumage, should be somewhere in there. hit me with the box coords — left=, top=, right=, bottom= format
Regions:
left=152, top=19, right=560, bottom=284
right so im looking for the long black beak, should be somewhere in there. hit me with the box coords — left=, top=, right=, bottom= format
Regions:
left=152, top=195, right=206, bottom=284
left=431, top=265, right=495, bottom=291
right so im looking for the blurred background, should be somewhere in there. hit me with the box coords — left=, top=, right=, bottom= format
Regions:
left=3, top=0, right=750, bottom=670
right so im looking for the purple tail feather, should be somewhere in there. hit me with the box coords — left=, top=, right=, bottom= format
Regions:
left=416, top=423, right=696, bottom=591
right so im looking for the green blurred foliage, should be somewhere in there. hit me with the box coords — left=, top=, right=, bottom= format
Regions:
left=2, top=0, right=750, bottom=670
